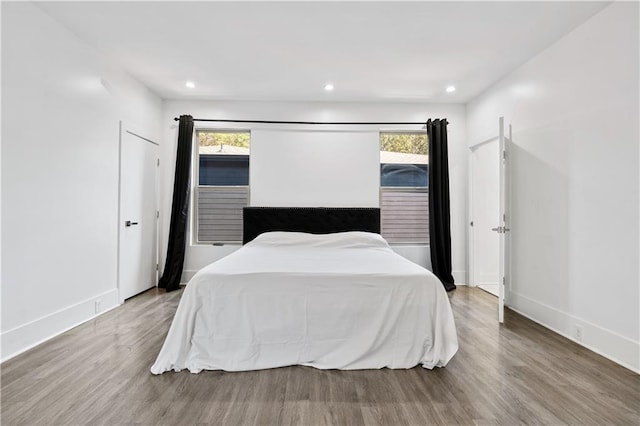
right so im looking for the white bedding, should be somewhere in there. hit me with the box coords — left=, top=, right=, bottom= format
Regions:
left=151, top=231, right=458, bottom=374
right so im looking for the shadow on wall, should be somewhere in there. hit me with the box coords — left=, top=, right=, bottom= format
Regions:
left=510, top=123, right=570, bottom=314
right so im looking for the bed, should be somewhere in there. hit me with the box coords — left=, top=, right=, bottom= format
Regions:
left=151, top=207, right=458, bottom=374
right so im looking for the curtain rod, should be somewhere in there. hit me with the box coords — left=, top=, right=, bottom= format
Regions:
left=174, top=117, right=448, bottom=126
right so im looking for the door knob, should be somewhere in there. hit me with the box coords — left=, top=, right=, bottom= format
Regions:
left=125, top=220, right=139, bottom=227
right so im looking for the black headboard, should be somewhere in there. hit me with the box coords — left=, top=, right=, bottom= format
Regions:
left=243, top=207, right=381, bottom=244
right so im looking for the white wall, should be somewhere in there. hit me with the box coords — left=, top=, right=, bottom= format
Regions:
left=160, top=101, right=467, bottom=283
left=251, top=130, right=380, bottom=207
left=467, top=2, right=639, bottom=371
left=1, top=2, right=163, bottom=360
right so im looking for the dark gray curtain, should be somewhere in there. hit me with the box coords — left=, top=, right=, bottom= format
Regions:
left=427, top=119, right=456, bottom=291
left=158, top=115, right=194, bottom=292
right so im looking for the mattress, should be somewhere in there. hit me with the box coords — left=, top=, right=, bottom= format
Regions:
left=151, top=231, right=458, bottom=374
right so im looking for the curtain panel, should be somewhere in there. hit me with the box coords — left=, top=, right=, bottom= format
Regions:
left=159, top=115, right=194, bottom=292
left=427, top=119, right=456, bottom=291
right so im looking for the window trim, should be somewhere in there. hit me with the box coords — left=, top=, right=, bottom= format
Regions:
left=379, top=130, right=428, bottom=134
left=193, top=129, right=251, bottom=246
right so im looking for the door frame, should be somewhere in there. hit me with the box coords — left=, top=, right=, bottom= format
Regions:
left=500, top=120, right=513, bottom=320
left=117, top=121, right=160, bottom=304
left=467, top=117, right=512, bottom=322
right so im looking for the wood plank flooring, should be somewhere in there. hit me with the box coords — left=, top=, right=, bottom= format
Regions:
left=1, top=287, right=638, bottom=425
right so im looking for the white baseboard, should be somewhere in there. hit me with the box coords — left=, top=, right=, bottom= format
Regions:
left=181, top=269, right=198, bottom=284
left=508, top=291, right=639, bottom=373
left=1, top=288, right=120, bottom=362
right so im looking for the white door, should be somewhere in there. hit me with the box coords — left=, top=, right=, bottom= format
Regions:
left=470, top=139, right=500, bottom=297
left=468, top=117, right=511, bottom=323
left=118, top=125, right=159, bottom=301
left=497, top=117, right=511, bottom=323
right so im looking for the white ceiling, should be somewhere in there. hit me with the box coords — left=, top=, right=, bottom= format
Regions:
left=36, top=1, right=610, bottom=103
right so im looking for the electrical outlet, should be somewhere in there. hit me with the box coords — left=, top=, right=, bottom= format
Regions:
left=94, top=300, right=101, bottom=314
left=575, top=325, right=583, bottom=342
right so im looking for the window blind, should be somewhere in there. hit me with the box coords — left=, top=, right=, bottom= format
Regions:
left=381, top=188, right=429, bottom=244
left=197, top=187, right=249, bottom=243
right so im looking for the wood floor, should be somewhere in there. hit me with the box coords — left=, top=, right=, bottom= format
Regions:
left=1, top=287, right=638, bottom=425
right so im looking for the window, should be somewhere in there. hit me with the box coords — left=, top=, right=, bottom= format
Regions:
left=380, top=132, right=429, bottom=244
left=195, top=130, right=250, bottom=243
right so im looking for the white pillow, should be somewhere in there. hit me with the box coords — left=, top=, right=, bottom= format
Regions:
left=247, top=231, right=389, bottom=249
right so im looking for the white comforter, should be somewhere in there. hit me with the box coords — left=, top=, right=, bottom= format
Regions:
left=151, top=232, right=458, bottom=374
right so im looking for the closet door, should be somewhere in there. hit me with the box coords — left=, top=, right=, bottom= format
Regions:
left=119, top=124, right=159, bottom=301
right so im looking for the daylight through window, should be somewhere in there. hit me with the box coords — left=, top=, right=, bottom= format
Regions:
left=380, top=132, right=429, bottom=244
left=195, top=130, right=250, bottom=243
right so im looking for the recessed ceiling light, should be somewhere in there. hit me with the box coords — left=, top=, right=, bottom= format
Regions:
left=324, top=83, right=334, bottom=91
left=446, top=86, right=456, bottom=93
left=185, top=81, right=195, bottom=89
